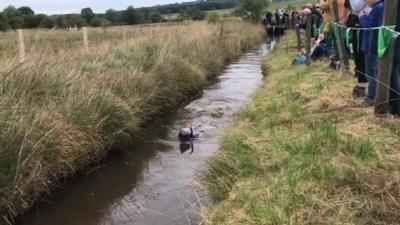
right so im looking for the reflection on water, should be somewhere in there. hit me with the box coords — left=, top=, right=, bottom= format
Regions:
left=179, top=142, right=194, bottom=155
left=19, top=40, right=276, bottom=225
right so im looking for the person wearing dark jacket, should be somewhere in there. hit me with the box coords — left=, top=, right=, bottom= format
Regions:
left=275, top=9, right=282, bottom=26
left=347, top=0, right=368, bottom=97
left=359, top=0, right=384, bottom=105
left=300, top=5, right=323, bottom=38
left=311, top=8, right=323, bottom=38
left=389, top=2, right=400, bottom=115
left=265, top=10, right=273, bottom=26
left=311, top=34, right=329, bottom=60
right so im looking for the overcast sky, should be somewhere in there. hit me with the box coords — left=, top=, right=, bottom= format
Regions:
left=0, top=0, right=194, bottom=15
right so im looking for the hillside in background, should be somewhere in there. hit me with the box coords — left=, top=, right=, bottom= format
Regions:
left=0, top=0, right=240, bottom=31
left=142, top=0, right=240, bottom=14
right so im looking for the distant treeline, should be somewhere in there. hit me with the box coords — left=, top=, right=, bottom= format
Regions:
left=0, top=0, right=239, bottom=31
left=148, top=0, right=239, bottom=14
left=270, top=0, right=301, bottom=2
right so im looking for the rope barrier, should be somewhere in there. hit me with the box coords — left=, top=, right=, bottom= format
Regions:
left=353, top=68, right=400, bottom=106
left=325, top=22, right=400, bottom=58
left=332, top=22, right=400, bottom=37
left=353, top=68, right=400, bottom=97
left=384, top=26, right=400, bottom=39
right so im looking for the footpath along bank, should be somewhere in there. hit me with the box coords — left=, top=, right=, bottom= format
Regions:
left=206, top=32, right=400, bottom=224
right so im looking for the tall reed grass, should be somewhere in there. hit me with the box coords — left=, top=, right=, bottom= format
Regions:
left=0, top=21, right=264, bottom=224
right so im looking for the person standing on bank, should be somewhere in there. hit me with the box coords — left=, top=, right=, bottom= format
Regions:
left=348, top=0, right=369, bottom=97
left=320, top=0, right=350, bottom=69
left=359, top=0, right=384, bottom=106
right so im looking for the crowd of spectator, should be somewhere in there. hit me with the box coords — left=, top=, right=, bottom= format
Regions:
left=266, top=0, right=400, bottom=116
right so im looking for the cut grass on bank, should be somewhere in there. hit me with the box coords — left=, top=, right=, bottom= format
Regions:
left=206, top=32, right=400, bottom=224
left=0, top=21, right=264, bottom=224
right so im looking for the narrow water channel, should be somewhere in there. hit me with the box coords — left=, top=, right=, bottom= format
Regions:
left=20, top=40, right=276, bottom=225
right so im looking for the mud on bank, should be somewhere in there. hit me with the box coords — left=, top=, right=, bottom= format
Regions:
left=0, top=21, right=265, bottom=224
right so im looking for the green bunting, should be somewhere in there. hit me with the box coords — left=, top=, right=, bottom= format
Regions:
left=345, top=28, right=351, bottom=49
left=319, top=22, right=326, bottom=34
left=331, top=23, right=398, bottom=58
left=378, top=26, right=395, bottom=58
left=313, top=24, right=318, bottom=37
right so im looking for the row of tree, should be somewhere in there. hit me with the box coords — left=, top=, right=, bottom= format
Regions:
left=150, top=0, right=239, bottom=14
left=234, top=0, right=269, bottom=21
left=0, top=0, right=239, bottom=31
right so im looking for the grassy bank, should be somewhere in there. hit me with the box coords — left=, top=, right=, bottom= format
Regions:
left=0, top=21, right=264, bottom=224
left=206, top=33, right=400, bottom=224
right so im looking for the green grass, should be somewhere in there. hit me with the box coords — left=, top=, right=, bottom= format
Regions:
left=205, top=32, right=400, bottom=225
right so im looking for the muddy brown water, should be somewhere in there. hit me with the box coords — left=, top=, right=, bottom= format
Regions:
left=19, top=40, right=276, bottom=225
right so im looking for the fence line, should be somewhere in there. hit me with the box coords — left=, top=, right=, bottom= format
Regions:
left=82, top=27, right=89, bottom=53
left=6, top=22, right=237, bottom=66
left=292, top=2, right=399, bottom=116
left=15, top=27, right=94, bottom=60
left=334, top=22, right=400, bottom=36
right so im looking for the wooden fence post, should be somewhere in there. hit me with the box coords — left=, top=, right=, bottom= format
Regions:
left=220, top=19, right=225, bottom=40
left=306, top=14, right=312, bottom=65
left=374, top=0, right=399, bottom=115
left=290, top=9, right=295, bottom=29
left=296, top=24, right=301, bottom=50
left=329, top=0, right=350, bottom=73
left=17, top=29, right=26, bottom=63
left=82, top=27, right=89, bottom=52
left=122, top=28, right=127, bottom=42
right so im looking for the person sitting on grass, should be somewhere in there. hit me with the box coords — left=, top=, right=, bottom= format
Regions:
left=359, top=0, right=384, bottom=106
left=311, top=34, right=329, bottom=60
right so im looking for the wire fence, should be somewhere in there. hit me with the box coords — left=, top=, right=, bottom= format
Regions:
left=292, top=0, right=399, bottom=116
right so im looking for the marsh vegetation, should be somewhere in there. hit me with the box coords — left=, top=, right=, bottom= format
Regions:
left=0, top=21, right=264, bottom=224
